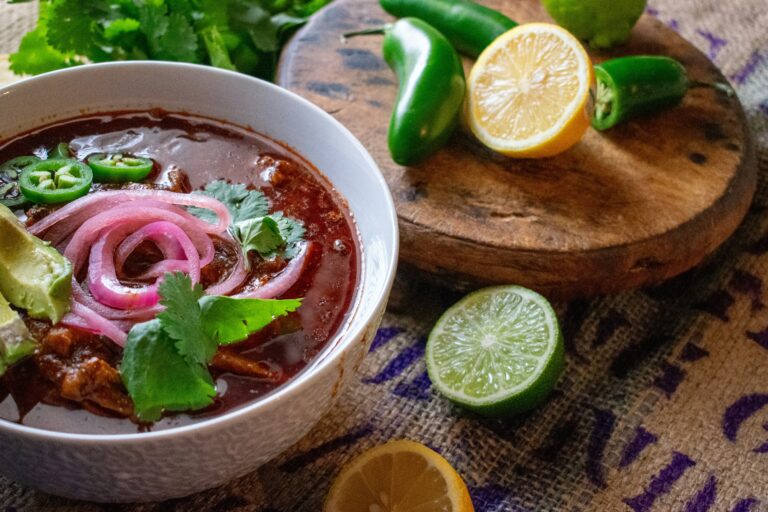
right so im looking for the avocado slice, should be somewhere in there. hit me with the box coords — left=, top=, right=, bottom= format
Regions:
left=0, top=204, right=72, bottom=323
left=0, top=291, right=36, bottom=376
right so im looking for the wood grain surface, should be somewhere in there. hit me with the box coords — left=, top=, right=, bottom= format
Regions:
left=278, top=0, right=757, bottom=299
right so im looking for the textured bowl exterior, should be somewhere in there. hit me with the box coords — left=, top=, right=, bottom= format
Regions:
left=0, top=63, right=398, bottom=502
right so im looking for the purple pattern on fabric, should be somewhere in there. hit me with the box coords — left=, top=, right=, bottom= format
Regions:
left=278, top=424, right=373, bottom=473
left=732, top=498, right=759, bottom=512
left=392, top=370, right=432, bottom=400
left=469, top=484, right=532, bottom=512
left=753, top=423, right=768, bottom=452
left=696, top=30, right=728, bottom=60
left=730, top=271, right=764, bottom=311
left=685, top=475, right=717, bottom=512
left=731, top=50, right=764, bottom=85
left=646, top=6, right=660, bottom=16
left=592, top=309, right=630, bottom=348
left=561, top=300, right=590, bottom=363
left=746, top=327, right=768, bottom=350
left=469, top=484, right=510, bottom=512
left=668, top=19, right=680, bottom=31
left=535, top=418, right=579, bottom=462
left=611, top=335, right=672, bottom=378
left=653, top=363, right=686, bottom=397
left=680, top=342, right=709, bottom=362
left=363, top=338, right=425, bottom=384
left=620, top=427, right=658, bottom=468
left=696, top=290, right=735, bottom=321
left=723, top=394, right=768, bottom=442
left=623, top=452, right=697, bottom=512
left=586, top=408, right=616, bottom=488
left=368, top=326, right=403, bottom=353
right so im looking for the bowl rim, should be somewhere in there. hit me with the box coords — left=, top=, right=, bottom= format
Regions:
left=0, top=61, right=399, bottom=443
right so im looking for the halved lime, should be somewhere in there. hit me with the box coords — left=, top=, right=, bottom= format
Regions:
left=426, top=285, right=564, bottom=417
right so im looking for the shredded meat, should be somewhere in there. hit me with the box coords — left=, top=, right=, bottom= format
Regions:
left=210, top=351, right=281, bottom=381
left=166, top=168, right=192, bottom=193
left=258, top=155, right=301, bottom=187
left=200, top=237, right=241, bottom=288
left=35, top=327, right=134, bottom=417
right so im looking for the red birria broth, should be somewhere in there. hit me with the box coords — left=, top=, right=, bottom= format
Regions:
left=0, top=111, right=359, bottom=434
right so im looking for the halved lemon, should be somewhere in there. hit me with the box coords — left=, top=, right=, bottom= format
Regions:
left=467, top=23, right=594, bottom=158
left=324, top=440, right=474, bottom=512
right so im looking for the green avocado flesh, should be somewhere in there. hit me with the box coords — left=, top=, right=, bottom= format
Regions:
left=0, top=204, right=72, bottom=323
left=0, top=291, right=36, bottom=376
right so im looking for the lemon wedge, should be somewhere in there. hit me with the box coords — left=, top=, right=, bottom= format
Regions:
left=324, top=440, right=474, bottom=512
left=467, top=23, right=594, bottom=158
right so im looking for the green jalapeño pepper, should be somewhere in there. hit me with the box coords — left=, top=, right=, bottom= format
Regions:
left=347, top=18, right=466, bottom=166
left=19, top=159, right=93, bottom=204
left=51, top=142, right=72, bottom=159
left=379, top=0, right=517, bottom=57
left=592, top=55, right=733, bottom=130
left=0, top=156, right=40, bottom=208
left=87, top=153, right=154, bottom=183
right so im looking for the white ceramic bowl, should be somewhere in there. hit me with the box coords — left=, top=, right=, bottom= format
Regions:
left=0, top=62, right=398, bottom=502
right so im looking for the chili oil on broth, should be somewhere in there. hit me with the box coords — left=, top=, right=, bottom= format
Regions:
left=0, top=110, right=360, bottom=434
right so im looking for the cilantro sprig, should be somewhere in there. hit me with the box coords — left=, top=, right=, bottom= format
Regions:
left=190, top=180, right=306, bottom=265
left=120, top=272, right=301, bottom=422
left=8, top=0, right=333, bottom=80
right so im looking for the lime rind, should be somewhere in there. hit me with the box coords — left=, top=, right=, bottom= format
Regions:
left=426, top=286, right=564, bottom=416
left=542, top=0, right=646, bottom=49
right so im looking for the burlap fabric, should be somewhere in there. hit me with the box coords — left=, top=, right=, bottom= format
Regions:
left=1, top=1, right=767, bottom=510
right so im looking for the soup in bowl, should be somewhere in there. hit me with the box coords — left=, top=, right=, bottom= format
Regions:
left=0, top=62, right=397, bottom=502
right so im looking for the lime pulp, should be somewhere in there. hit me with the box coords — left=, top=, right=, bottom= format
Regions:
left=426, top=285, right=564, bottom=417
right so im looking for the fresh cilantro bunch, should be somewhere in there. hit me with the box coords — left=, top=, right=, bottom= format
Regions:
left=190, top=180, right=306, bottom=265
left=8, top=0, right=333, bottom=80
left=120, top=272, right=301, bottom=421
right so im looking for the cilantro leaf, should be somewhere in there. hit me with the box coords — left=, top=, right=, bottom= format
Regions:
left=189, top=180, right=270, bottom=224
left=158, top=12, right=200, bottom=62
left=232, top=216, right=284, bottom=266
left=9, top=26, right=80, bottom=75
left=166, top=0, right=196, bottom=18
left=121, top=319, right=215, bottom=422
left=9, top=0, right=334, bottom=81
left=270, top=13, right=310, bottom=44
left=189, top=181, right=306, bottom=260
left=121, top=271, right=303, bottom=421
left=104, top=18, right=141, bottom=41
left=271, top=211, right=306, bottom=259
left=137, top=0, right=170, bottom=58
left=156, top=272, right=216, bottom=365
left=200, top=295, right=301, bottom=345
left=248, top=17, right=278, bottom=53
left=196, top=0, right=230, bottom=30
left=46, top=0, right=101, bottom=55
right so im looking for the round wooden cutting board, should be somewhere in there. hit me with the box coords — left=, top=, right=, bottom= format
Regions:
left=279, top=0, right=756, bottom=299
left=279, top=0, right=757, bottom=299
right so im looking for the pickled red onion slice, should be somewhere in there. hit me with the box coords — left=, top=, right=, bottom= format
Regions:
left=236, top=242, right=312, bottom=299
left=87, top=221, right=200, bottom=310
left=34, top=189, right=308, bottom=346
